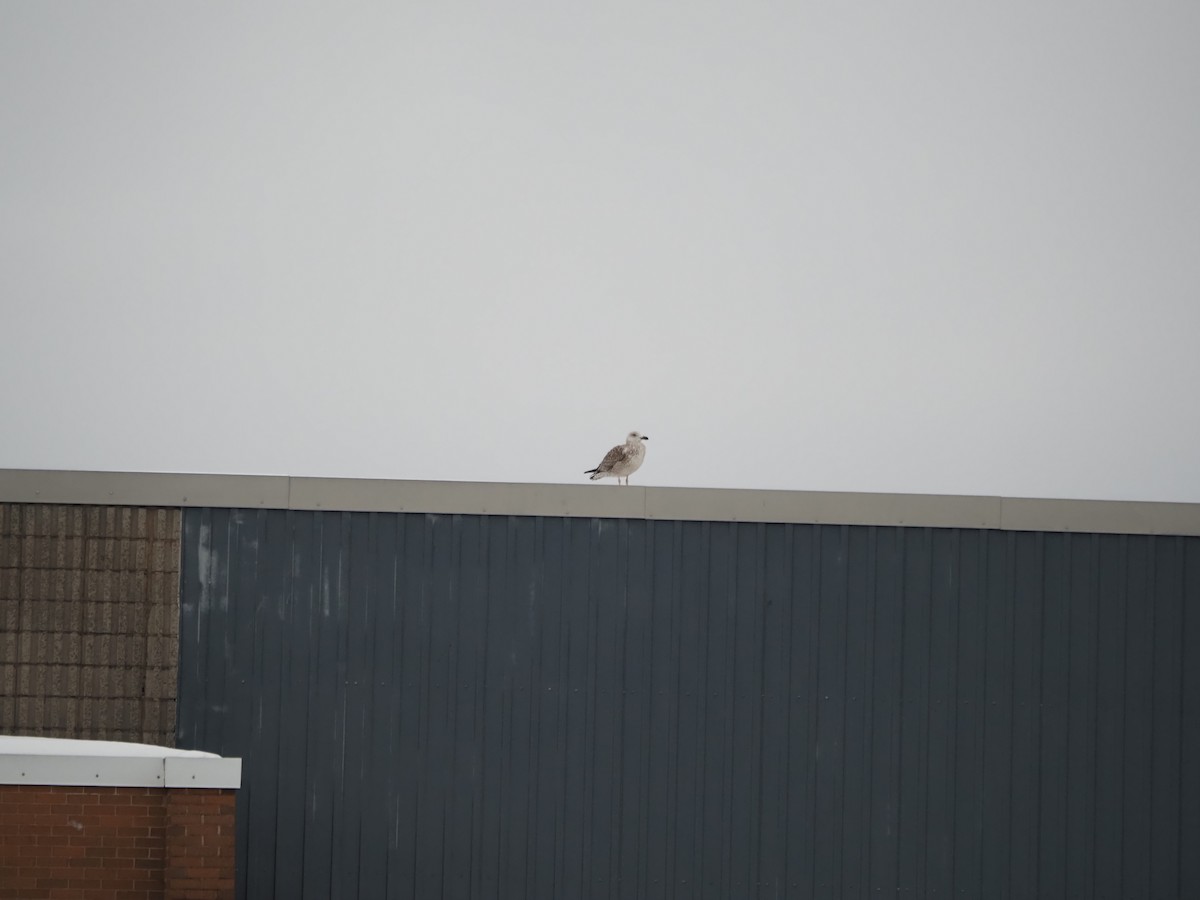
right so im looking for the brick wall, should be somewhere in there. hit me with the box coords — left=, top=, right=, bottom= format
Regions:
left=165, top=791, right=237, bottom=899
left=0, top=504, right=180, bottom=745
left=0, top=785, right=235, bottom=900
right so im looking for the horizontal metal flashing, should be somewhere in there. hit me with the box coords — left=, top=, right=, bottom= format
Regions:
left=0, top=754, right=242, bottom=789
left=2, top=468, right=1199, bottom=536
left=0, top=468, right=289, bottom=509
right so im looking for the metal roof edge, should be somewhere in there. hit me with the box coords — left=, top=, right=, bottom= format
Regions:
left=287, top=476, right=649, bottom=519
left=1, top=468, right=1198, bottom=536
left=0, top=468, right=289, bottom=509
left=0, top=754, right=242, bottom=789
left=998, top=495, right=1200, bottom=536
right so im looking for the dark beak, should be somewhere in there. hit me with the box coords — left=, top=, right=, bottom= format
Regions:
left=641, top=435, right=649, bottom=440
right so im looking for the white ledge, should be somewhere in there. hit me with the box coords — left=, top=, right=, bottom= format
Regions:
left=0, top=736, right=241, bottom=788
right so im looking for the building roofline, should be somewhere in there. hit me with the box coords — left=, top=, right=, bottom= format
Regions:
left=1, top=468, right=1198, bottom=536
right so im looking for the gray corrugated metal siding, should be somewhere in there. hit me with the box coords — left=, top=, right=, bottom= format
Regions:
left=178, top=508, right=1200, bottom=899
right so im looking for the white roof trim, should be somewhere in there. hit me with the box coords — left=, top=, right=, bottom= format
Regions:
left=0, top=736, right=241, bottom=788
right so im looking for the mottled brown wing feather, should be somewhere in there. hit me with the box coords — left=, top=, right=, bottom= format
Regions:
left=596, top=444, right=631, bottom=472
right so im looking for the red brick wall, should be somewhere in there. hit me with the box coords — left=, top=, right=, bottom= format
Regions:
left=164, top=790, right=236, bottom=900
left=0, top=785, right=234, bottom=900
left=0, top=786, right=165, bottom=900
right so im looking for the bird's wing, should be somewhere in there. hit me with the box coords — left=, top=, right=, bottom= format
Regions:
left=596, top=443, right=631, bottom=472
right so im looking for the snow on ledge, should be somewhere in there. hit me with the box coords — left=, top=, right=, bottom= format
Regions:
left=0, top=735, right=240, bottom=788
left=0, top=736, right=218, bottom=758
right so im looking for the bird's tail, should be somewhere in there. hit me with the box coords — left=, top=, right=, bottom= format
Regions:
left=584, top=468, right=602, bottom=479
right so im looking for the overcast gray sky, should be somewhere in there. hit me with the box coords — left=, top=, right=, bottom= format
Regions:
left=2, top=3, right=1198, bottom=501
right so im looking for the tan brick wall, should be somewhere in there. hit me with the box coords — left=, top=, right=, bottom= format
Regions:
left=0, top=504, right=180, bottom=746
left=0, top=785, right=236, bottom=900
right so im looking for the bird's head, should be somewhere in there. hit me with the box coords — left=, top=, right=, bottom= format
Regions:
left=627, top=431, right=649, bottom=443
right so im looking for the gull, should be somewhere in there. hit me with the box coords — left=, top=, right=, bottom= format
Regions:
left=584, top=432, right=649, bottom=485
